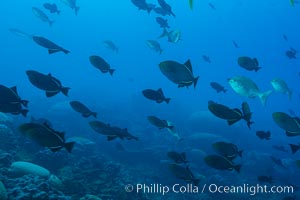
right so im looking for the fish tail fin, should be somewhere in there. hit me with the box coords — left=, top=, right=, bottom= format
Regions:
left=21, top=100, right=29, bottom=107
left=165, top=98, right=171, bottom=104
left=147, top=7, right=152, bottom=14
left=247, top=121, right=254, bottom=129
left=159, top=28, right=168, bottom=38
left=290, top=144, right=300, bottom=154
left=258, top=90, right=272, bottom=106
left=255, top=67, right=262, bottom=72
left=64, top=142, right=75, bottom=153
left=75, top=6, right=80, bottom=15
left=62, top=49, right=70, bottom=54
left=57, top=10, right=61, bottom=15
left=238, top=150, right=243, bottom=157
left=193, top=76, right=199, bottom=88
left=61, top=87, right=71, bottom=96
left=21, top=109, right=29, bottom=117
left=234, top=164, right=242, bottom=173
left=92, top=112, right=97, bottom=118
left=109, top=69, right=115, bottom=76
left=48, top=49, right=60, bottom=54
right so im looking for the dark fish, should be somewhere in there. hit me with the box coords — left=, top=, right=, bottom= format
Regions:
left=156, top=17, right=170, bottom=29
left=131, top=0, right=152, bottom=13
left=282, top=195, right=297, bottom=200
left=89, top=121, right=138, bottom=141
left=32, top=36, right=70, bottom=54
left=167, top=151, right=188, bottom=164
left=257, top=176, right=273, bottom=184
left=19, top=123, right=75, bottom=153
left=69, top=101, right=97, bottom=118
left=210, top=82, right=227, bottom=93
left=256, top=131, right=271, bottom=140
left=283, top=34, right=288, bottom=42
left=159, top=60, right=199, bottom=88
left=208, top=101, right=244, bottom=126
left=142, top=88, right=171, bottom=104
left=289, top=143, right=300, bottom=154
left=238, top=56, right=261, bottom=72
left=60, top=0, right=80, bottom=15
left=241, top=101, right=254, bottom=129
left=272, top=112, right=300, bottom=136
left=89, top=55, right=115, bottom=76
left=232, top=40, right=240, bottom=48
left=272, top=145, right=289, bottom=153
left=270, top=156, right=287, bottom=169
left=43, top=3, right=60, bottom=14
left=153, top=7, right=169, bottom=16
left=168, top=164, right=200, bottom=185
left=147, top=116, right=173, bottom=130
left=212, top=141, right=243, bottom=160
left=286, top=47, right=297, bottom=59
left=158, top=0, right=176, bottom=17
left=32, top=7, right=54, bottom=26
left=202, top=55, right=211, bottom=63
left=208, top=3, right=216, bottom=10
left=26, top=70, right=70, bottom=97
left=204, top=154, right=241, bottom=173
left=0, top=85, right=29, bottom=117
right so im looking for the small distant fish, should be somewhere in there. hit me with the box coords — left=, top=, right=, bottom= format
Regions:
left=237, top=56, right=261, bottom=72
left=283, top=34, right=288, bottom=42
left=256, top=131, right=271, bottom=140
left=168, top=164, right=200, bottom=185
left=26, top=70, right=70, bottom=97
left=146, top=40, right=163, bottom=54
left=257, top=176, right=273, bottom=184
left=289, top=143, right=300, bottom=154
left=147, top=116, right=174, bottom=130
left=43, top=3, right=60, bottom=14
left=228, top=76, right=272, bottom=106
left=272, top=145, right=289, bottom=153
left=32, top=36, right=70, bottom=54
left=89, top=55, right=115, bottom=76
left=19, top=122, right=75, bottom=153
left=156, top=17, right=170, bottom=29
left=159, top=28, right=181, bottom=44
left=32, top=7, right=54, bottom=26
left=0, top=85, right=29, bottom=117
left=158, top=0, right=176, bottom=17
left=232, top=40, right=240, bottom=48
left=9, top=28, right=31, bottom=38
left=241, top=102, right=254, bottom=129
left=204, top=154, right=241, bottom=173
left=167, top=151, right=188, bottom=164
left=271, top=78, right=292, bottom=100
left=286, top=47, right=297, bottom=59
left=208, top=3, right=216, bottom=10
left=142, top=88, right=170, bottom=104
left=153, top=7, right=169, bottom=16
left=60, top=0, right=80, bottom=15
left=212, top=141, right=243, bottom=160
left=270, top=156, right=287, bottom=169
left=69, top=101, right=97, bottom=118
left=131, top=0, right=153, bottom=13
left=103, top=40, right=119, bottom=53
left=202, top=55, right=211, bottom=63
left=210, top=82, right=227, bottom=93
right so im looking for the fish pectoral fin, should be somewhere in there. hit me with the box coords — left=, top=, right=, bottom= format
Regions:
left=46, top=91, right=60, bottom=97
left=50, top=146, right=63, bottom=152
left=286, top=130, right=300, bottom=137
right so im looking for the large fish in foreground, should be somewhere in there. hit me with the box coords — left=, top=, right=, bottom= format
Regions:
left=19, top=123, right=75, bottom=153
left=60, top=0, right=80, bottom=15
left=159, top=59, right=199, bottom=88
left=32, top=36, right=70, bottom=54
left=26, top=70, right=70, bottom=97
left=272, top=112, right=300, bottom=136
left=228, top=76, right=272, bottom=106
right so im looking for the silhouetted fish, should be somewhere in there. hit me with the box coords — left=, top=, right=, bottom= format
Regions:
left=69, top=101, right=97, bottom=118
left=32, top=36, right=70, bottom=54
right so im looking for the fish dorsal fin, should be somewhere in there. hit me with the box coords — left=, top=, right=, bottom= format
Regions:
left=10, top=86, right=18, bottom=95
left=184, top=59, right=193, bottom=73
left=48, top=73, right=52, bottom=77
left=157, top=88, right=163, bottom=95
left=124, top=128, right=128, bottom=132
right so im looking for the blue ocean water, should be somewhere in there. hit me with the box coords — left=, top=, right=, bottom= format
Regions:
left=0, top=0, right=300, bottom=199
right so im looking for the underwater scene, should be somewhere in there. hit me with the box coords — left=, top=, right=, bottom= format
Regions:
left=0, top=0, right=300, bottom=199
